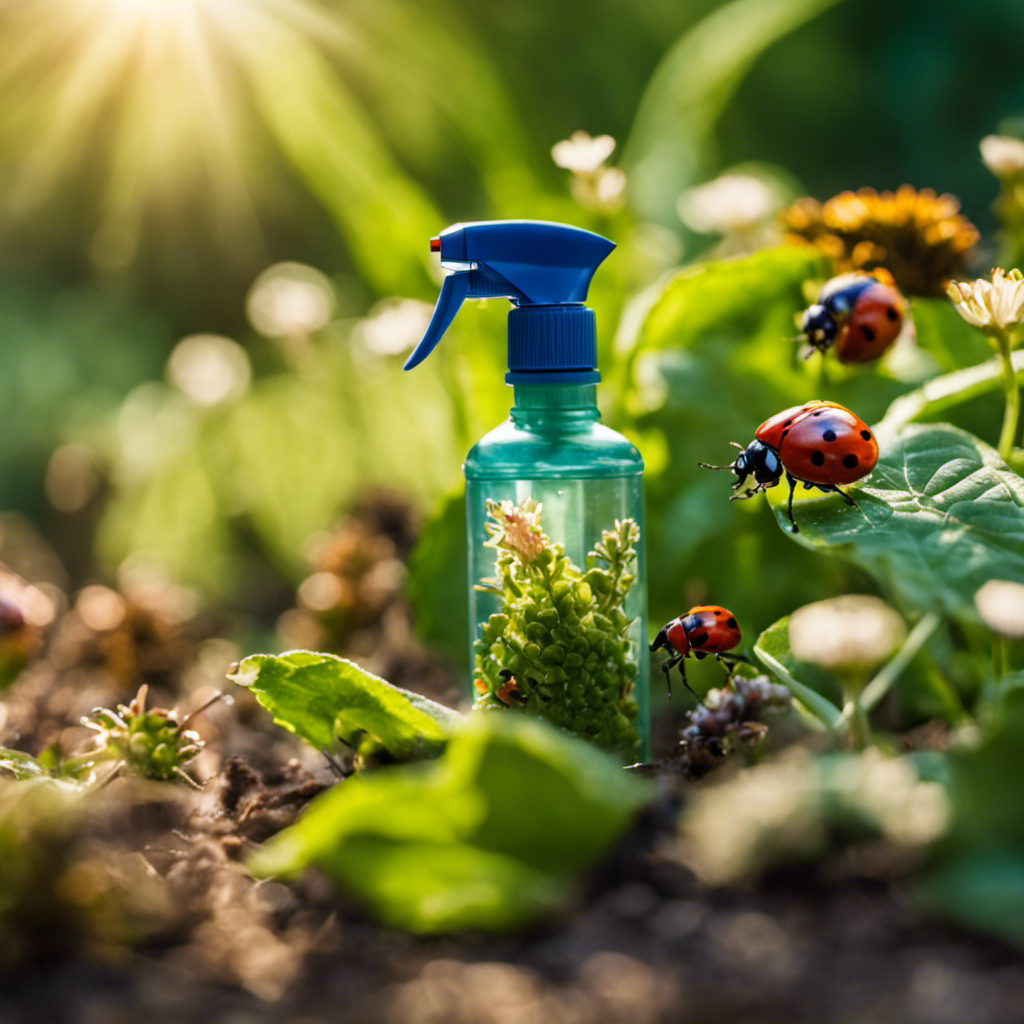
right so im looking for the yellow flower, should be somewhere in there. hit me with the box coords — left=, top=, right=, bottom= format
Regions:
left=782, top=186, right=979, bottom=297
left=946, top=268, right=1024, bottom=333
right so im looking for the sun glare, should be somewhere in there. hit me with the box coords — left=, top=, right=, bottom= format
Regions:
left=0, top=0, right=341, bottom=267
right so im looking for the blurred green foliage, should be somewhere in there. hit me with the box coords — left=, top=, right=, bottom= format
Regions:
left=250, top=712, right=651, bottom=932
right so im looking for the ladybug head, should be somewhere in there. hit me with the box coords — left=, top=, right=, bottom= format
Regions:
left=800, top=303, right=837, bottom=352
left=730, top=439, right=782, bottom=497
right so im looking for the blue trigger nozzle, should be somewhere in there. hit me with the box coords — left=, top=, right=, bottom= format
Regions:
left=404, top=220, right=614, bottom=382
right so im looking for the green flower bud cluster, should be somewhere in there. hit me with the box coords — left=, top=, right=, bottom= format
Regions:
left=70, top=684, right=204, bottom=786
left=473, top=500, right=641, bottom=760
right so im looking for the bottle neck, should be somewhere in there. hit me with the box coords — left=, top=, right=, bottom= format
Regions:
left=510, top=382, right=600, bottom=433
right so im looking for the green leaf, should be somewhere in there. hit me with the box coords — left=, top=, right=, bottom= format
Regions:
left=917, top=850, right=1024, bottom=950
left=640, top=246, right=825, bottom=350
left=877, top=350, right=1024, bottom=435
left=250, top=713, right=652, bottom=932
left=769, top=423, right=1024, bottom=621
left=0, top=748, right=48, bottom=781
left=228, top=651, right=463, bottom=762
left=752, top=616, right=843, bottom=728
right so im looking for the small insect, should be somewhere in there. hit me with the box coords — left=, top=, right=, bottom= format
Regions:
left=800, top=273, right=906, bottom=363
left=650, top=605, right=746, bottom=700
left=699, top=400, right=879, bottom=533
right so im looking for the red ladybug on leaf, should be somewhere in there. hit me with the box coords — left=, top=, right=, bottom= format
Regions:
left=699, top=400, right=878, bottom=533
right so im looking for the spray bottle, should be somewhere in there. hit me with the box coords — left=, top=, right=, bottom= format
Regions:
left=406, top=220, right=647, bottom=762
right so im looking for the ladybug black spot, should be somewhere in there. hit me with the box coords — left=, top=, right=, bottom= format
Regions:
left=860, top=429, right=872, bottom=441
left=844, top=454, right=859, bottom=469
left=886, top=307, right=899, bottom=320
left=726, top=617, right=737, bottom=629
left=823, top=429, right=837, bottom=442
left=783, top=419, right=793, bottom=427
left=811, top=450, right=826, bottom=467
left=781, top=429, right=790, bottom=439
left=812, top=411, right=823, bottom=417
left=714, top=609, right=722, bottom=615
left=689, top=631, right=710, bottom=648
left=861, top=325, right=876, bottom=341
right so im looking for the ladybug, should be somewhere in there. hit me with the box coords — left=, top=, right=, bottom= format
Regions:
left=699, top=400, right=879, bottom=533
left=650, top=605, right=746, bottom=700
left=800, top=273, right=906, bottom=363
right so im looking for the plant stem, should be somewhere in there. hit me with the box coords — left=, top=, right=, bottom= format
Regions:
left=992, top=634, right=1007, bottom=678
left=860, top=612, right=943, bottom=712
left=842, top=676, right=871, bottom=749
left=997, top=335, right=1021, bottom=461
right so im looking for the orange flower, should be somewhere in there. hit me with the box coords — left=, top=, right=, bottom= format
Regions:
left=782, top=186, right=979, bottom=297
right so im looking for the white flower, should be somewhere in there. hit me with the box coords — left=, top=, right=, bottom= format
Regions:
left=975, top=579, right=1024, bottom=637
left=358, top=298, right=434, bottom=356
left=981, top=135, right=1024, bottom=178
left=678, top=173, right=781, bottom=235
left=551, top=131, right=616, bottom=173
left=947, top=268, right=1024, bottom=332
left=789, top=595, right=906, bottom=671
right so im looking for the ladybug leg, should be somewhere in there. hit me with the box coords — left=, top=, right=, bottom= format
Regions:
left=785, top=472, right=801, bottom=533
left=658, top=653, right=681, bottom=698
left=813, top=481, right=861, bottom=510
left=831, top=484, right=860, bottom=509
left=674, top=657, right=705, bottom=705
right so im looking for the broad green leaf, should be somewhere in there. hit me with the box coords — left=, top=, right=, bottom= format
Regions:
left=639, top=246, right=825, bottom=350
left=0, top=748, right=48, bottom=781
left=228, top=650, right=462, bottom=762
left=769, top=424, right=1024, bottom=621
left=752, top=616, right=843, bottom=728
left=251, top=713, right=652, bottom=933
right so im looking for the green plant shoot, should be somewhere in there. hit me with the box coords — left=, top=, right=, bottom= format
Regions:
left=472, top=498, right=641, bottom=760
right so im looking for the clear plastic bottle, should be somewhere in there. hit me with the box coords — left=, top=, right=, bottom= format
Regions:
left=466, top=382, right=648, bottom=760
